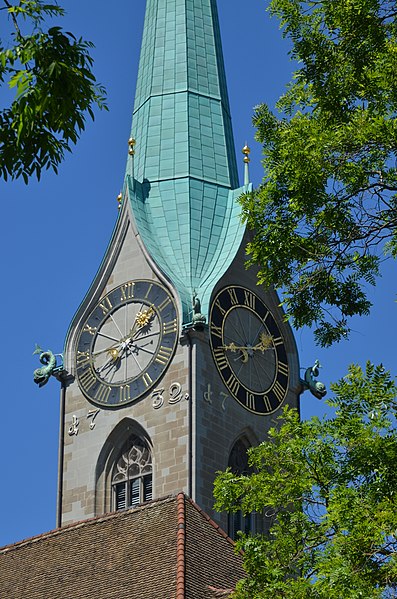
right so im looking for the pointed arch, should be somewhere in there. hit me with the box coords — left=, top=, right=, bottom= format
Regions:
left=228, top=434, right=253, bottom=475
left=227, top=432, right=256, bottom=539
left=95, top=419, right=153, bottom=515
left=227, top=428, right=258, bottom=468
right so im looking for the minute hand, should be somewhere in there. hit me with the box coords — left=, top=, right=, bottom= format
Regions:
left=252, top=337, right=274, bottom=352
left=222, top=338, right=273, bottom=353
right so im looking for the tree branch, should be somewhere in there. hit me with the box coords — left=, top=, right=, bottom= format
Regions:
left=3, top=0, right=21, bottom=37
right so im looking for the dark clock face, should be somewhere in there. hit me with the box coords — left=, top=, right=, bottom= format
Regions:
left=75, top=280, right=178, bottom=407
left=209, top=286, right=289, bottom=414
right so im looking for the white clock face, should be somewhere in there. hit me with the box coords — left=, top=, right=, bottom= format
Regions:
left=91, top=300, right=162, bottom=385
left=75, top=280, right=178, bottom=408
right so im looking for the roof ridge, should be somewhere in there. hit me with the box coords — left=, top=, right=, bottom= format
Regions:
left=176, top=492, right=186, bottom=599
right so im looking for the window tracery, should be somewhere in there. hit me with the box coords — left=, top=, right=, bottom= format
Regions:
left=112, top=435, right=153, bottom=510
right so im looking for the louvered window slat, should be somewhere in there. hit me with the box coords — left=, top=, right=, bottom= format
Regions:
left=130, top=478, right=140, bottom=507
left=143, top=475, right=153, bottom=502
left=115, top=483, right=127, bottom=510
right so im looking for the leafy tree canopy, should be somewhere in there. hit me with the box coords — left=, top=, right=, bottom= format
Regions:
left=0, top=0, right=107, bottom=182
left=214, top=363, right=397, bottom=598
left=242, top=0, right=397, bottom=346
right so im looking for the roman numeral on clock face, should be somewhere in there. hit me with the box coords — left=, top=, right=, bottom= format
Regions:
left=94, top=383, right=111, bottom=404
left=244, top=290, right=256, bottom=310
left=144, top=283, right=153, bottom=299
left=246, top=392, right=256, bottom=411
left=226, top=374, right=240, bottom=396
left=119, top=385, right=131, bottom=403
left=211, top=324, right=223, bottom=339
left=228, top=288, right=238, bottom=305
left=278, top=361, right=289, bottom=377
left=78, top=367, right=96, bottom=392
left=163, top=320, right=177, bottom=335
left=213, top=348, right=228, bottom=370
left=99, top=296, right=113, bottom=315
left=142, top=372, right=153, bottom=388
left=263, top=395, right=272, bottom=412
left=158, top=297, right=171, bottom=312
left=273, top=380, right=286, bottom=403
left=155, top=346, right=172, bottom=365
left=83, top=323, right=97, bottom=336
left=76, top=351, right=90, bottom=367
left=215, top=299, right=226, bottom=316
left=120, top=282, right=135, bottom=301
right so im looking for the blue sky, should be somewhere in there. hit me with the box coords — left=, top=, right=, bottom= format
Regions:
left=0, top=0, right=395, bottom=548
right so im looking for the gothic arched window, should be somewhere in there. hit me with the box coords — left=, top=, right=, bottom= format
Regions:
left=228, top=437, right=254, bottom=538
left=229, top=438, right=251, bottom=475
left=112, top=435, right=153, bottom=511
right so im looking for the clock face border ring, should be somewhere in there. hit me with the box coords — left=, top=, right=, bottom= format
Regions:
left=74, top=279, right=179, bottom=408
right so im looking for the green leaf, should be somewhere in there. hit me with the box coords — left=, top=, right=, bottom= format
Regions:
left=0, top=0, right=107, bottom=183
left=215, top=362, right=397, bottom=598
left=241, top=0, right=397, bottom=346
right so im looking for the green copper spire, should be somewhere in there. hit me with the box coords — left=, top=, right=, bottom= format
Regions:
left=125, top=0, right=250, bottom=323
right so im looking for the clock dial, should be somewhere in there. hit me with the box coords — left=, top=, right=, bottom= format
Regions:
left=75, top=280, right=178, bottom=407
left=209, top=286, right=289, bottom=414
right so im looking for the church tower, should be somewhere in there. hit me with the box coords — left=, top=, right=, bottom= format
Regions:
left=60, top=0, right=300, bottom=530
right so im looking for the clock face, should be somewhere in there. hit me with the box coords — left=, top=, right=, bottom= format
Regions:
left=209, top=286, right=289, bottom=414
left=75, top=280, right=178, bottom=407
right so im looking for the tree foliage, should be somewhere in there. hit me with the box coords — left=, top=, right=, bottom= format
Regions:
left=214, top=363, right=397, bottom=598
left=242, top=0, right=397, bottom=346
left=0, top=0, right=107, bottom=182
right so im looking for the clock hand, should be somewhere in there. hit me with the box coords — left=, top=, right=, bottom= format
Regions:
left=132, top=306, right=155, bottom=336
left=126, top=305, right=155, bottom=340
left=96, top=352, right=120, bottom=373
left=130, top=341, right=156, bottom=356
left=92, top=341, right=122, bottom=359
left=96, top=340, right=132, bottom=378
left=95, top=307, right=156, bottom=360
left=221, top=342, right=247, bottom=352
left=230, top=348, right=248, bottom=363
left=252, top=333, right=274, bottom=352
left=222, top=333, right=274, bottom=355
left=94, top=339, right=130, bottom=374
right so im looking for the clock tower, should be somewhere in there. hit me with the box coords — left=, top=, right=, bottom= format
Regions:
left=60, top=0, right=300, bottom=530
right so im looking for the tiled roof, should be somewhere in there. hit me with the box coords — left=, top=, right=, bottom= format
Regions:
left=0, top=494, right=244, bottom=598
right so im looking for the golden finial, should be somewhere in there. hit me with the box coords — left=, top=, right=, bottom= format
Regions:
left=128, top=137, right=136, bottom=156
left=242, top=143, right=251, bottom=163
left=242, top=143, right=251, bottom=185
left=117, top=192, right=123, bottom=210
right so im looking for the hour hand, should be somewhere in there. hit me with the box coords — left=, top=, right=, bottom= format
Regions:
left=92, top=342, right=121, bottom=359
left=221, top=343, right=249, bottom=363
left=96, top=349, right=121, bottom=373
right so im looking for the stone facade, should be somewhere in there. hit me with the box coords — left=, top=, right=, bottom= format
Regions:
left=60, top=199, right=300, bottom=527
left=59, top=0, right=301, bottom=530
